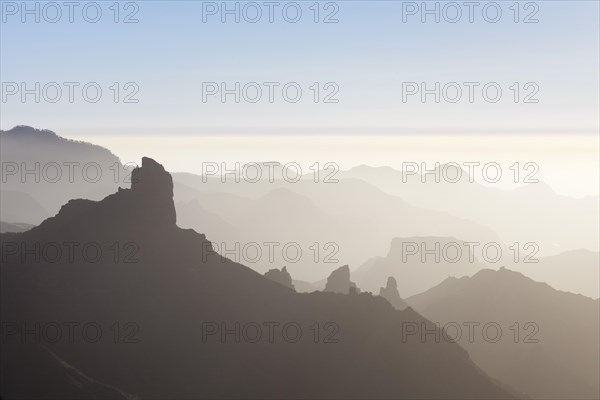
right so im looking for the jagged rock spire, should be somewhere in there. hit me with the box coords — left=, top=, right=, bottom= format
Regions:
left=325, top=265, right=359, bottom=294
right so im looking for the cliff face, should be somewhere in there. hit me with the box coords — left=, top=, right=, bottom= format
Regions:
left=1, top=158, right=514, bottom=399
left=264, top=266, right=295, bottom=290
left=19, top=157, right=179, bottom=249
left=130, top=157, right=177, bottom=226
left=324, top=265, right=358, bottom=294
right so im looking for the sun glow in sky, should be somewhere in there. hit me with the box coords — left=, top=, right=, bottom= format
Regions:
left=77, top=132, right=599, bottom=198
left=1, top=0, right=598, bottom=197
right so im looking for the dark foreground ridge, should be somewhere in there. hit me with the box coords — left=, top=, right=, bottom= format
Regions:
left=1, top=157, right=514, bottom=399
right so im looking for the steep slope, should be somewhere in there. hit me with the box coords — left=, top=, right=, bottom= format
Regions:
left=514, top=249, right=599, bottom=299
left=1, top=157, right=513, bottom=399
left=175, top=198, right=242, bottom=244
left=407, top=268, right=600, bottom=399
left=174, top=185, right=360, bottom=281
left=324, top=265, right=358, bottom=294
left=0, top=125, right=125, bottom=222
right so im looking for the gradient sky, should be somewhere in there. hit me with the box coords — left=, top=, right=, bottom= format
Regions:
left=1, top=1, right=599, bottom=197
left=1, top=0, right=599, bottom=133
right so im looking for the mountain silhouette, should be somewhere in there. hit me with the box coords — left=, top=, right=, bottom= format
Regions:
left=379, top=277, right=409, bottom=311
left=353, top=236, right=599, bottom=299
left=516, top=249, right=599, bottom=298
left=407, top=267, right=600, bottom=399
left=172, top=170, right=503, bottom=282
left=264, top=266, right=295, bottom=290
left=353, top=236, right=487, bottom=297
left=0, top=221, right=35, bottom=233
left=175, top=198, right=242, bottom=244
left=342, top=165, right=599, bottom=255
left=324, top=265, right=359, bottom=294
left=0, top=189, right=49, bottom=225
left=1, top=157, right=513, bottom=399
left=293, top=279, right=324, bottom=293
left=0, top=125, right=125, bottom=223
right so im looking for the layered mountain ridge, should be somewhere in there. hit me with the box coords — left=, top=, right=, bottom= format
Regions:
left=0, top=157, right=513, bottom=399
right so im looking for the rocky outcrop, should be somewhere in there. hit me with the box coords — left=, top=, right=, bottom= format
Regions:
left=28, top=157, right=178, bottom=239
left=1, top=157, right=515, bottom=400
left=264, top=266, right=295, bottom=290
left=324, top=265, right=358, bottom=294
left=130, top=157, right=177, bottom=226
left=379, top=276, right=408, bottom=310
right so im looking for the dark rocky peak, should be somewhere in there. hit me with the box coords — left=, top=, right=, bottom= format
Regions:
left=1, top=125, right=59, bottom=139
left=381, top=276, right=398, bottom=294
left=324, top=265, right=359, bottom=294
left=379, top=276, right=408, bottom=310
left=264, top=266, right=295, bottom=290
left=129, top=157, right=177, bottom=226
left=131, top=157, right=173, bottom=197
left=27, top=157, right=177, bottom=237
left=110, top=157, right=177, bottom=227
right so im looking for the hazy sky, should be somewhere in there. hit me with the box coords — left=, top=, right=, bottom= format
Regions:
left=72, top=132, right=597, bottom=198
left=1, top=0, right=599, bottom=132
left=1, top=1, right=599, bottom=196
